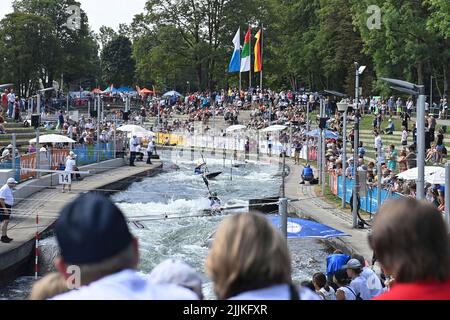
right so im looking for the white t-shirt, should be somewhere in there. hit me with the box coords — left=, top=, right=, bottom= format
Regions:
left=228, top=284, right=320, bottom=300
left=130, top=138, right=140, bottom=152
left=349, top=275, right=372, bottom=300
left=0, top=184, right=14, bottom=206
left=52, top=269, right=198, bottom=300
left=2, top=149, right=10, bottom=157
left=361, top=267, right=384, bottom=299
left=65, top=158, right=76, bottom=173
left=336, top=286, right=356, bottom=300
left=374, top=135, right=382, bottom=150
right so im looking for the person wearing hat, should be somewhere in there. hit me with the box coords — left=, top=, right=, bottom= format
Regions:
left=52, top=193, right=198, bottom=300
left=129, top=134, right=139, bottom=167
left=62, top=153, right=77, bottom=193
left=0, top=177, right=18, bottom=243
left=342, top=258, right=371, bottom=300
left=148, top=259, right=204, bottom=299
left=1, top=144, right=13, bottom=161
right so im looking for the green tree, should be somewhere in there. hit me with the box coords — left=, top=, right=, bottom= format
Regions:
left=101, top=35, right=136, bottom=87
left=0, top=12, right=57, bottom=96
left=12, top=0, right=101, bottom=90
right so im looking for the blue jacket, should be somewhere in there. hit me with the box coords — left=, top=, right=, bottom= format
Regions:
left=326, top=253, right=350, bottom=277
left=302, top=167, right=313, bottom=177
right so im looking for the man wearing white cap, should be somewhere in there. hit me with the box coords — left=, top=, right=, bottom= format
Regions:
left=62, top=153, right=77, bottom=193
left=0, top=177, right=18, bottom=243
left=129, top=135, right=139, bottom=167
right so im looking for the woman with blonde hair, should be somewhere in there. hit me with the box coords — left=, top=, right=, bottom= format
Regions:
left=205, top=212, right=319, bottom=300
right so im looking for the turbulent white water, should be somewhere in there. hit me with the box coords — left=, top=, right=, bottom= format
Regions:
left=0, top=151, right=328, bottom=300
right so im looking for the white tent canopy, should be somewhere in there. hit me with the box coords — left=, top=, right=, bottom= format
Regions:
left=425, top=167, right=446, bottom=185
left=226, top=125, right=247, bottom=133
left=397, top=166, right=442, bottom=181
left=29, top=134, right=76, bottom=144
left=260, top=125, right=287, bottom=133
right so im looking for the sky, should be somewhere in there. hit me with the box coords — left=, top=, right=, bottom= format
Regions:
left=0, top=0, right=148, bottom=32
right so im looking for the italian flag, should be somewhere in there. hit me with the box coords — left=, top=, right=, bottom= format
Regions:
left=240, top=27, right=251, bottom=72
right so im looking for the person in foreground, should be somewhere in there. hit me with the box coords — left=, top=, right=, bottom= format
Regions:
left=51, top=192, right=198, bottom=300
left=205, top=212, right=320, bottom=300
left=371, top=198, right=450, bottom=300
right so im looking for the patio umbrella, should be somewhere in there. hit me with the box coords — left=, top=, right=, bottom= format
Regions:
left=131, top=130, right=155, bottom=138
left=29, top=134, right=76, bottom=144
left=140, top=88, right=153, bottom=95
left=117, top=125, right=148, bottom=133
left=226, top=125, right=247, bottom=133
left=162, top=90, right=182, bottom=97
left=260, top=125, right=287, bottom=133
left=0, top=83, right=14, bottom=90
left=305, top=129, right=339, bottom=139
left=397, top=166, right=442, bottom=181
left=425, top=167, right=446, bottom=185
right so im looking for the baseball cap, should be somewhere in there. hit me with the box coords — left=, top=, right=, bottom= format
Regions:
left=342, top=258, right=363, bottom=270
left=148, top=259, right=203, bottom=298
left=55, top=193, right=133, bottom=265
left=6, top=144, right=13, bottom=149
left=7, top=178, right=18, bottom=184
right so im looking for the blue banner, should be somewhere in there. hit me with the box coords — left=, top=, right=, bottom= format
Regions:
left=268, top=216, right=350, bottom=239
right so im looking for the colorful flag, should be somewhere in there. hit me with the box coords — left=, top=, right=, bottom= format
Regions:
left=254, top=29, right=262, bottom=73
left=240, top=27, right=251, bottom=72
left=228, top=28, right=241, bottom=73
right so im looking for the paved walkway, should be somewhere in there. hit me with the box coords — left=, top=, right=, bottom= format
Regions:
left=284, top=159, right=373, bottom=261
left=0, top=160, right=163, bottom=269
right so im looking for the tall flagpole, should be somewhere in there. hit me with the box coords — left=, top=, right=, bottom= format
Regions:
left=249, top=25, right=252, bottom=90
left=260, top=23, right=263, bottom=91
left=239, top=28, right=242, bottom=94
left=239, top=69, right=242, bottom=94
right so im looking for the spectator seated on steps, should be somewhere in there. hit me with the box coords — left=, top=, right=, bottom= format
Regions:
left=384, top=119, right=394, bottom=135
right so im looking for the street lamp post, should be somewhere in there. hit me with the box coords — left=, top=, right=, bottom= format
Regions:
left=380, top=77, right=426, bottom=200
left=352, top=63, right=366, bottom=228
left=337, top=100, right=349, bottom=209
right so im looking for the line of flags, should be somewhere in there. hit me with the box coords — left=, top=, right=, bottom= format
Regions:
left=228, top=27, right=263, bottom=74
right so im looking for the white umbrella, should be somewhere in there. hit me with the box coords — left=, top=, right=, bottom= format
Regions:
left=226, top=125, right=247, bottom=133
left=117, top=125, right=148, bottom=134
left=260, top=125, right=287, bottom=133
left=425, top=167, right=446, bottom=185
left=29, top=134, right=76, bottom=144
left=397, top=166, right=442, bottom=180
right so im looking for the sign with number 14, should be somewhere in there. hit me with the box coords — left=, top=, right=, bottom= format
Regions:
left=59, top=173, right=72, bottom=185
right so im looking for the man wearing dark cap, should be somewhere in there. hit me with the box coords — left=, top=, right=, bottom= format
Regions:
left=52, top=193, right=198, bottom=300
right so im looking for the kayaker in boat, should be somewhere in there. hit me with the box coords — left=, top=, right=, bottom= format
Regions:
left=209, top=192, right=221, bottom=208
left=194, top=161, right=206, bottom=175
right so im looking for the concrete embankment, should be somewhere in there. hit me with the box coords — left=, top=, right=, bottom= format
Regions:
left=284, top=161, right=373, bottom=260
left=0, top=159, right=163, bottom=286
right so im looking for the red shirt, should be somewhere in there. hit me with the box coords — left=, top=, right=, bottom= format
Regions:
left=374, top=279, right=450, bottom=300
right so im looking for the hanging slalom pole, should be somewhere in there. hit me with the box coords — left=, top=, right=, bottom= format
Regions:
left=35, top=214, right=39, bottom=280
